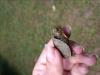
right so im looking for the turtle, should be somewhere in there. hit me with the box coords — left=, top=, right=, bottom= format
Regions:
left=52, top=26, right=72, bottom=58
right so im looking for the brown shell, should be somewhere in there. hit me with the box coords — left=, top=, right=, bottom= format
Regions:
left=53, top=38, right=71, bottom=58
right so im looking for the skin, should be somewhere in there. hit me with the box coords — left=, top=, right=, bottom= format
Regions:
left=32, top=39, right=97, bottom=75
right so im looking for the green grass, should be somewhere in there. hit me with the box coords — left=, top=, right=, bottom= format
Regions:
left=0, top=0, right=100, bottom=75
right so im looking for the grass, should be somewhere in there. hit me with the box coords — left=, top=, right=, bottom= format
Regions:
left=0, top=0, right=100, bottom=75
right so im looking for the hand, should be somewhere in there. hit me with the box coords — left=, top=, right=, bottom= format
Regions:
left=32, top=39, right=97, bottom=75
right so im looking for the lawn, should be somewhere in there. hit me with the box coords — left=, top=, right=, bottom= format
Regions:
left=0, top=0, right=100, bottom=75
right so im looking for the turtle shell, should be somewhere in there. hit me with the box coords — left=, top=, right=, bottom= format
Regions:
left=53, top=38, right=71, bottom=58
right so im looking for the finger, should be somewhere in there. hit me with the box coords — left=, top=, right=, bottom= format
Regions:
left=63, top=58, right=73, bottom=70
left=32, top=45, right=47, bottom=75
left=70, top=54, right=97, bottom=66
left=71, top=64, right=89, bottom=75
left=63, top=54, right=97, bottom=71
left=32, top=39, right=53, bottom=75
left=47, top=48, right=63, bottom=75
left=33, top=39, right=54, bottom=65
left=69, top=40, right=84, bottom=54
left=46, top=39, right=55, bottom=64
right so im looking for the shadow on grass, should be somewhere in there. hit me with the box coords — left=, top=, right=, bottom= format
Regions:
left=0, top=55, right=20, bottom=75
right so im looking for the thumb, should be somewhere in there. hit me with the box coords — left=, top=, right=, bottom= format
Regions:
left=46, top=39, right=63, bottom=75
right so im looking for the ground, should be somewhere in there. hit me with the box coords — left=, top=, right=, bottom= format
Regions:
left=0, top=0, right=100, bottom=75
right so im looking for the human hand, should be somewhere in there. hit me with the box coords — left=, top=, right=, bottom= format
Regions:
left=32, top=39, right=97, bottom=75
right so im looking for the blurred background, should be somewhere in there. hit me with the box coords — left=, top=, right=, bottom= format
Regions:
left=0, top=0, right=100, bottom=75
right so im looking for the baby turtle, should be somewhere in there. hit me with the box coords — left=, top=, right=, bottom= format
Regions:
left=52, top=26, right=72, bottom=58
